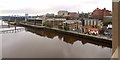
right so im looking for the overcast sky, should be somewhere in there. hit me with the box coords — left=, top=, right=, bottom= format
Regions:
left=0, top=0, right=112, bottom=16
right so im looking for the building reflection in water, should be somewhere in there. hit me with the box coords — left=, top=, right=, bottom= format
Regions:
left=25, top=27, right=111, bottom=48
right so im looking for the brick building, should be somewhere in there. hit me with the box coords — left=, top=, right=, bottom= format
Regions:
left=91, top=8, right=112, bottom=20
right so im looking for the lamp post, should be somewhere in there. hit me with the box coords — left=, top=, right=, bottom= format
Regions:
left=8, top=18, right=10, bottom=28
left=15, top=18, right=17, bottom=33
left=53, top=18, right=55, bottom=28
left=34, top=18, right=36, bottom=25
left=63, top=22, right=65, bottom=30
left=1, top=19, right=3, bottom=27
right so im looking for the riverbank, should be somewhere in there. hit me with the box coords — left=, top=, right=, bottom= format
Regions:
left=19, top=23, right=112, bottom=44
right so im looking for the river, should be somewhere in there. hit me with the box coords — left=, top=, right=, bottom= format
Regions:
left=2, top=25, right=112, bottom=58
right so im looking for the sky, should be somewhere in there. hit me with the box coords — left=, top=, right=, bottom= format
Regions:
left=0, top=0, right=112, bottom=16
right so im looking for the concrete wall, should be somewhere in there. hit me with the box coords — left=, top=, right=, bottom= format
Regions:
left=118, top=1, right=120, bottom=59
left=0, top=25, right=2, bottom=59
left=0, top=34, right=2, bottom=59
left=112, top=1, right=119, bottom=54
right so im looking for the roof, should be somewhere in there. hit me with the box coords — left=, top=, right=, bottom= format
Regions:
left=82, top=18, right=99, bottom=21
left=84, top=26, right=99, bottom=30
left=27, top=18, right=43, bottom=20
left=89, top=28, right=98, bottom=30
left=46, top=18, right=66, bottom=21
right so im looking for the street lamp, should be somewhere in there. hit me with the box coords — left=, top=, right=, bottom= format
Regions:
left=14, top=18, right=17, bottom=33
left=25, top=13, right=28, bottom=22
left=8, top=18, right=10, bottom=28
left=1, top=18, right=3, bottom=26
left=53, top=18, right=55, bottom=28
left=34, top=18, right=36, bottom=25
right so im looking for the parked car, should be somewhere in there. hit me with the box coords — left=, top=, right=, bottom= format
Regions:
left=104, top=32, right=112, bottom=38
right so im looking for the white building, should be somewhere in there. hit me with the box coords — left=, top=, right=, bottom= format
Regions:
left=82, top=18, right=102, bottom=27
left=104, top=16, right=112, bottom=20
left=107, top=24, right=112, bottom=29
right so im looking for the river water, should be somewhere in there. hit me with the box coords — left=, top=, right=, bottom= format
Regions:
left=1, top=19, right=112, bottom=58
left=2, top=27, right=112, bottom=58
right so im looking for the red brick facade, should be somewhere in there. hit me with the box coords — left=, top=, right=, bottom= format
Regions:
left=91, top=8, right=112, bottom=20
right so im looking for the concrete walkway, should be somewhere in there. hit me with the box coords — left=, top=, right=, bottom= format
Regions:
left=50, top=27, right=112, bottom=41
left=20, top=23, right=112, bottom=43
left=0, top=27, right=24, bottom=31
left=0, top=27, right=25, bottom=34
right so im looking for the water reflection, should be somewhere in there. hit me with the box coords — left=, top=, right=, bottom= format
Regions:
left=3, top=27, right=112, bottom=58
left=25, top=27, right=112, bottom=48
